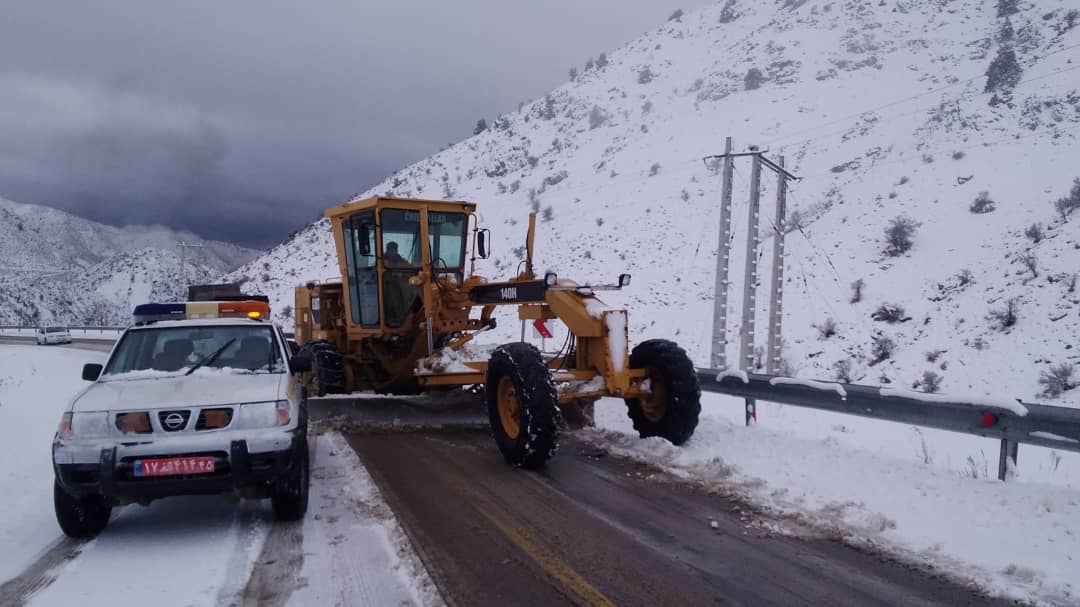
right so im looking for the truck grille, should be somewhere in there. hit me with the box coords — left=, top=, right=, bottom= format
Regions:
left=157, top=410, right=192, bottom=432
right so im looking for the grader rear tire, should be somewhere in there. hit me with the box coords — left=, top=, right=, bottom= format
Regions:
left=485, top=343, right=560, bottom=469
left=624, top=339, right=701, bottom=445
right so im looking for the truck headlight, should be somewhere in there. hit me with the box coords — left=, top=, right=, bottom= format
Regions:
left=58, top=412, right=111, bottom=439
left=235, top=401, right=290, bottom=429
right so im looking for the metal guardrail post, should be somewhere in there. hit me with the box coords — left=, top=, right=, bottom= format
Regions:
left=997, top=439, right=1019, bottom=482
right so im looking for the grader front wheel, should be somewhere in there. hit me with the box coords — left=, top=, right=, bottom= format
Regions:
left=485, top=343, right=560, bottom=468
left=624, top=339, right=701, bottom=445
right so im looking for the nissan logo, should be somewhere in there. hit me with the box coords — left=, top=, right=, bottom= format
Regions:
left=164, top=413, right=185, bottom=430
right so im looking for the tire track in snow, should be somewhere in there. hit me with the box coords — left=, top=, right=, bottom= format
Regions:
left=234, top=520, right=305, bottom=607
left=0, top=537, right=84, bottom=607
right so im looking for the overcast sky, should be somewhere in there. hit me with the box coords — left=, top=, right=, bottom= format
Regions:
left=0, top=0, right=711, bottom=248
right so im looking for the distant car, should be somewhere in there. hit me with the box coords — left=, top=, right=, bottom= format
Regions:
left=36, top=326, right=72, bottom=345
left=51, top=300, right=313, bottom=538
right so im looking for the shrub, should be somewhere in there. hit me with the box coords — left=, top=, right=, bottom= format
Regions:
left=916, top=370, right=943, bottom=394
left=596, top=217, right=604, bottom=227
left=281, top=305, right=294, bottom=319
left=872, top=303, right=908, bottom=323
left=473, top=118, right=488, bottom=135
left=540, top=95, right=556, bottom=120
left=668, top=8, right=684, bottom=21
left=588, top=105, right=608, bottom=130
left=883, top=216, right=918, bottom=256
left=542, top=206, right=554, bottom=222
left=850, top=278, right=865, bottom=304
left=744, top=68, right=766, bottom=90
left=642, top=100, right=653, bottom=114
left=970, top=191, right=996, bottom=214
left=1054, top=178, right=1080, bottom=219
left=984, top=47, right=1022, bottom=95
left=957, top=269, right=975, bottom=287
left=833, top=359, right=853, bottom=383
left=649, top=163, right=662, bottom=176
left=952, top=151, right=966, bottom=160
left=569, top=67, right=579, bottom=81
left=596, top=53, right=608, bottom=69
left=988, top=299, right=1018, bottom=330
left=585, top=57, right=595, bottom=71
left=926, top=349, right=946, bottom=363
left=1039, top=363, right=1077, bottom=398
left=638, top=66, right=656, bottom=84
left=816, top=317, right=838, bottom=339
left=1020, top=253, right=1038, bottom=278
left=1024, top=223, right=1045, bottom=243
left=869, top=335, right=896, bottom=365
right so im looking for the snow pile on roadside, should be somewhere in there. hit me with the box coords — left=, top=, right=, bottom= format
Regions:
left=590, top=394, right=1080, bottom=606
left=292, top=432, right=443, bottom=606
left=0, top=345, right=104, bottom=583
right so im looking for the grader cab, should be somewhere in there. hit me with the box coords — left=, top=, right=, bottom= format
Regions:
left=295, top=196, right=700, bottom=468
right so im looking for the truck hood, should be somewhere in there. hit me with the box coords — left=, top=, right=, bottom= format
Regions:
left=72, top=373, right=284, bottom=412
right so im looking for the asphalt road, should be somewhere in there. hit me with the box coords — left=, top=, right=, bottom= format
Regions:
left=347, top=430, right=1011, bottom=607
left=0, top=335, right=114, bottom=352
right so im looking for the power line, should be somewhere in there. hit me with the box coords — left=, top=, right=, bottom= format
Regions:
left=762, top=41, right=1080, bottom=149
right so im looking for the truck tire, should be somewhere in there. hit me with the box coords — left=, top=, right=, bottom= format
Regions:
left=301, top=341, right=346, bottom=396
left=271, top=439, right=310, bottom=521
left=624, top=339, right=701, bottom=446
left=485, top=343, right=560, bottom=469
left=54, top=480, right=111, bottom=538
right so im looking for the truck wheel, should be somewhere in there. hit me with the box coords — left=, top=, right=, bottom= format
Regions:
left=54, top=480, right=111, bottom=538
left=485, top=343, right=560, bottom=469
left=302, top=341, right=346, bottom=396
left=271, top=439, right=310, bottom=521
left=624, top=339, right=701, bottom=446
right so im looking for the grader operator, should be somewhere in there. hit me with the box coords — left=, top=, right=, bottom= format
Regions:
left=294, top=196, right=701, bottom=468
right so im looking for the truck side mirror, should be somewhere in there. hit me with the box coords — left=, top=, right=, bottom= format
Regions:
left=359, top=224, right=372, bottom=256
left=477, top=229, right=490, bottom=259
left=82, top=363, right=103, bottom=381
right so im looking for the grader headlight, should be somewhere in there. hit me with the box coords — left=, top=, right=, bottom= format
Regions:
left=545, top=272, right=558, bottom=287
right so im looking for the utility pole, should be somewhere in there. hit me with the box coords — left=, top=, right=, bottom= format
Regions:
left=766, top=156, right=788, bottom=375
left=739, top=154, right=763, bottom=425
left=710, top=137, right=735, bottom=369
left=176, top=242, right=205, bottom=295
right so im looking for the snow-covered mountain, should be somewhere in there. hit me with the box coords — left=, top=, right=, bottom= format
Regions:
left=228, top=0, right=1080, bottom=405
left=0, top=196, right=257, bottom=325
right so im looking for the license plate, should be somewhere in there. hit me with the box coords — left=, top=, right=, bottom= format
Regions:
left=134, top=456, right=216, bottom=477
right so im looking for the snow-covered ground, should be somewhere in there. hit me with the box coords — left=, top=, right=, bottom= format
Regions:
left=590, top=394, right=1080, bottom=606
left=0, top=345, right=440, bottom=606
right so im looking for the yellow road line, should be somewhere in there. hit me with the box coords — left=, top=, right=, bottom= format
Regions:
left=405, top=440, right=616, bottom=607
left=472, top=500, right=617, bottom=607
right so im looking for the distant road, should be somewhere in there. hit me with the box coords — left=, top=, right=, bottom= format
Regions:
left=0, top=336, right=114, bottom=352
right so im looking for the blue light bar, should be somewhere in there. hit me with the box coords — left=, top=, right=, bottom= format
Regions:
left=132, top=303, right=186, bottom=324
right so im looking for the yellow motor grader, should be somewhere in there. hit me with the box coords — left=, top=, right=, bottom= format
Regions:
left=294, top=196, right=700, bottom=468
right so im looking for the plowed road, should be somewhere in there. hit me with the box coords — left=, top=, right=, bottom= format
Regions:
left=347, top=429, right=1007, bottom=607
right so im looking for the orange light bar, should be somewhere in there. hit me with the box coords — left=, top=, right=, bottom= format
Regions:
left=217, top=301, right=271, bottom=319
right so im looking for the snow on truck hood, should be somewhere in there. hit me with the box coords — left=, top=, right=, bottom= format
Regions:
left=72, top=371, right=284, bottom=412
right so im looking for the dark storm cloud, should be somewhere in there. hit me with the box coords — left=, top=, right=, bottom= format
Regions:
left=0, top=0, right=708, bottom=247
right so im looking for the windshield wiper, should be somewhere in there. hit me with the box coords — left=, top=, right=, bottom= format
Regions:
left=185, top=338, right=236, bottom=376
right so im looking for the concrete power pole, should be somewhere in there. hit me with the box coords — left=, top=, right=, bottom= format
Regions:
left=766, top=156, right=788, bottom=375
left=738, top=154, right=763, bottom=426
left=710, top=137, right=736, bottom=369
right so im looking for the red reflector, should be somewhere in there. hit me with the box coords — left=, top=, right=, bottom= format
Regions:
left=980, top=412, right=998, bottom=428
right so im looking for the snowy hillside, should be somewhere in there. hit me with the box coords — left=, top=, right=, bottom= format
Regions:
left=228, top=0, right=1080, bottom=405
left=0, top=196, right=257, bottom=325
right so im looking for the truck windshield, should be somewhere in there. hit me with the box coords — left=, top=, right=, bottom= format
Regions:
left=103, top=325, right=282, bottom=377
left=380, top=209, right=467, bottom=270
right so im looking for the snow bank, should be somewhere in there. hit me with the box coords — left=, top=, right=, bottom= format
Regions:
left=769, top=376, right=848, bottom=398
left=880, top=387, right=1029, bottom=417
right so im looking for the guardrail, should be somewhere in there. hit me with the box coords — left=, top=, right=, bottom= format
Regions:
left=0, top=325, right=126, bottom=333
left=698, top=369, right=1080, bottom=481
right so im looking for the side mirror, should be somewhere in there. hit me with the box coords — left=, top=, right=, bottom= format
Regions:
left=477, top=229, right=491, bottom=259
left=82, top=363, right=103, bottom=382
left=618, top=273, right=632, bottom=287
left=359, top=224, right=372, bottom=256
left=289, top=354, right=312, bottom=375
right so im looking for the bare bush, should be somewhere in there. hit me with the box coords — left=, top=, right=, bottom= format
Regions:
left=637, top=66, right=656, bottom=85
left=744, top=68, right=766, bottom=90
left=985, top=46, right=1022, bottom=96
left=957, top=269, right=975, bottom=287
left=988, top=299, right=1018, bottom=330
left=869, top=335, right=896, bottom=365
left=1054, top=177, right=1080, bottom=219
left=850, top=278, right=865, bottom=304
left=969, top=191, right=996, bottom=214
left=588, top=105, right=608, bottom=130
left=1020, top=253, right=1038, bottom=279
left=952, top=151, right=966, bottom=160
left=926, top=349, right=946, bottom=363
left=649, top=163, right=662, bottom=177
left=816, top=317, right=838, bottom=339
left=542, top=206, right=554, bottom=222
left=833, top=359, right=853, bottom=383
left=883, top=216, right=918, bottom=256
left=1038, top=363, right=1077, bottom=398
left=668, top=8, right=684, bottom=21
left=1068, top=274, right=1077, bottom=293
left=915, top=370, right=943, bottom=393
left=1024, top=223, right=1045, bottom=243
left=872, top=303, right=908, bottom=324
